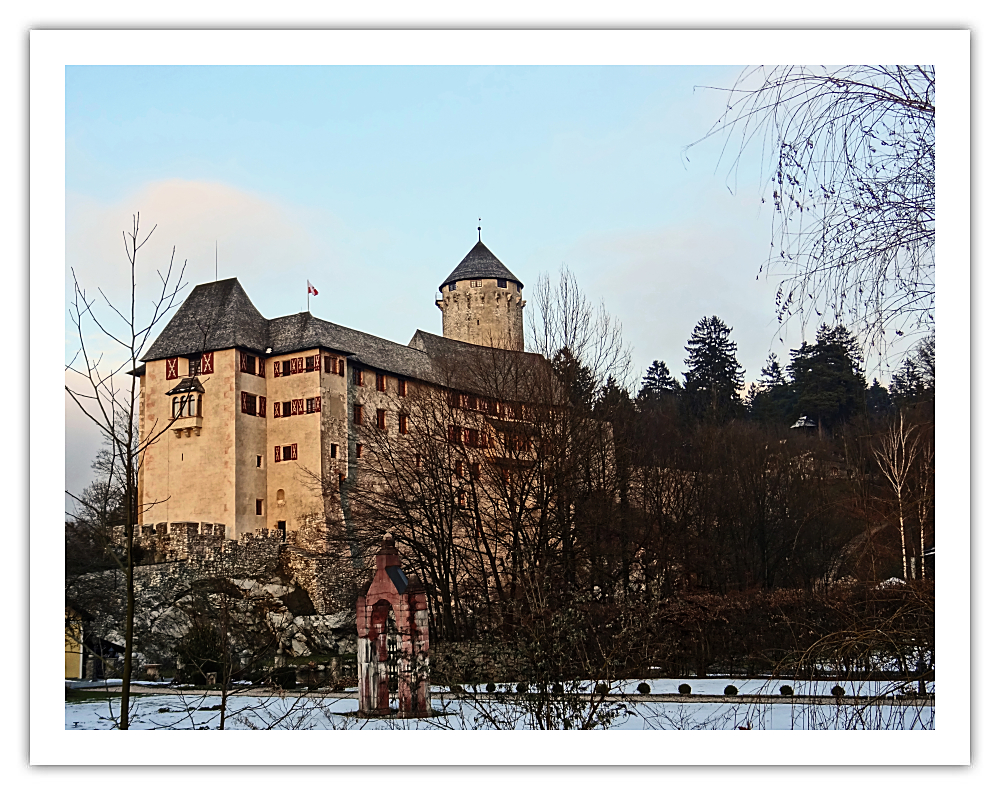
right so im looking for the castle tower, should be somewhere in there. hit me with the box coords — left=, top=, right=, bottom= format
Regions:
left=436, top=238, right=526, bottom=351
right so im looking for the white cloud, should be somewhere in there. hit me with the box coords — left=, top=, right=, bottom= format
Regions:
left=66, top=179, right=330, bottom=313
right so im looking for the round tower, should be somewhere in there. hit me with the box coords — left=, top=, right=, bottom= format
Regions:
left=435, top=239, right=526, bottom=351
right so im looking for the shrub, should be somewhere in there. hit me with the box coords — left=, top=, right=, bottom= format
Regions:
left=449, top=684, right=464, bottom=694
left=779, top=684, right=794, bottom=696
left=831, top=685, right=845, bottom=697
left=594, top=683, right=610, bottom=696
left=515, top=682, right=528, bottom=694
left=551, top=683, right=564, bottom=695
left=637, top=682, right=651, bottom=695
left=724, top=684, right=738, bottom=696
left=485, top=682, right=496, bottom=693
left=678, top=683, right=692, bottom=695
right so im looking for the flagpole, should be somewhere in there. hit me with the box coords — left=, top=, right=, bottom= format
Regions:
left=307, top=281, right=310, bottom=313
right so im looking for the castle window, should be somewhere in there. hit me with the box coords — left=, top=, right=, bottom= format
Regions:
left=255, top=499, right=263, bottom=516
left=256, top=455, right=262, bottom=468
left=172, top=394, right=200, bottom=418
left=472, top=462, right=481, bottom=480
left=331, top=443, right=338, bottom=458
left=399, top=414, right=408, bottom=434
left=398, top=378, right=407, bottom=397
left=306, top=397, right=319, bottom=414
left=414, top=453, right=422, bottom=469
left=276, top=489, right=285, bottom=504
left=353, top=404, right=363, bottom=425
left=305, top=355, right=318, bottom=372
left=282, top=401, right=292, bottom=417
left=352, top=368, right=364, bottom=386
left=281, top=360, right=291, bottom=377
left=292, top=398, right=305, bottom=415
left=339, top=359, right=345, bottom=376
left=448, top=424, right=461, bottom=443
left=376, top=373, right=386, bottom=392
left=275, top=445, right=297, bottom=462
left=463, top=428, right=479, bottom=447
left=188, top=357, right=201, bottom=376
left=355, top=443, right=363, bottom=458
left=448, top=282, right=456, bottom=291
left=497, top=279, right=507, bottom=288
left=376, top=409, right=387, bottom=430
left=239, top=352, right=258, bottom=375
left=455, top=461, right=464, bottom=479
left=324, top=356, right=333, bottom=373
left=457, top=491, right=466, bottom=508
left=471, top=279, right=482, bottom=288
left=258, top=396, right=266, bottom=417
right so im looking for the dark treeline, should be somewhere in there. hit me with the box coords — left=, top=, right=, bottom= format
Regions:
left=343, top=290, right=934, bottom=683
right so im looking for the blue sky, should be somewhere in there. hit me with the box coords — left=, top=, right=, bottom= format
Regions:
left=64, top=64, right=841, bottom=498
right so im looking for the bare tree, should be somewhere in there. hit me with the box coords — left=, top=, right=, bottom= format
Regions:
left=65, top=214, right=186, bottom=728
left=690, top=66, right=935, bottom=354
left=872, top=412, right=920, bottom=580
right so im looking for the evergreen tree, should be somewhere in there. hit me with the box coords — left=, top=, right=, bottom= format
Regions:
left=866, top=378, right=893, bottom=417
left=636, top=360, right=680, bottom=410
left=682, top=316, right=745, bottom=422
left=787, top=324, right=866, bottom=434
left=890, top=335, right=935, bottom=408
left=552, top=346, right=597, bottom=412
left=749, top=353, right=797, bottom=426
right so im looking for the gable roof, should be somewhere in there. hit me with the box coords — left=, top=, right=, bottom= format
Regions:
left=141, top=278, right=268, bottom=361
left=438, top=241, right=522, bottom=292
left=142, top=278, right=543, bottom=394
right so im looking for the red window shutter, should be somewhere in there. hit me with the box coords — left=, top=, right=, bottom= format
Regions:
left=166, top=357, right=178, bottom=380
left=274, top=446, right=281, bottom=463
left=258, top=396, right=266, bottom=417
left=338, top=359, right=344, bottom=376
left=240, top=392, right=247, bottom=413
left=274, top=361, right=281, bottom=378
left=240, top=352, right=248, bottom=373
left=201, top=352, right=214, bottom=375
left=274, top=401, right=280, bottom=418
left=315, top=395, right=321, bottom=412
left=290, top=443, right=297, bottom=460
left=258, top=357, right=265, bottom=377
left=293, top=399, right=303, bottom=415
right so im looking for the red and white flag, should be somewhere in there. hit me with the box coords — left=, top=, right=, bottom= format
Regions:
left=307, top=280, right=319, bottom=296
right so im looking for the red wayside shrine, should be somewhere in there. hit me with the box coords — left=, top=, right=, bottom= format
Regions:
left=356, top=533, right=431, bottom=718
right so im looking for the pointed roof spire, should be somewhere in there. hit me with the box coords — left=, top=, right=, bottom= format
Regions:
left=439, top=238, right=522, bottom=292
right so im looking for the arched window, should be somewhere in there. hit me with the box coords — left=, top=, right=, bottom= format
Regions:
left=276, top=488, right=285, bottom=505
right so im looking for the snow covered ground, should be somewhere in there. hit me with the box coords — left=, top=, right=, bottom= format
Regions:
left=66, top=678, right=934, bottom=730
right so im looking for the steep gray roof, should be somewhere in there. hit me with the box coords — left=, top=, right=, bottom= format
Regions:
left=142, top=277, right=543, bottom=394
left=141, top=278, right=268, bottom=361
left=409, top=329, right=549, bottom=399
left=268, top=313, right=436, bottom=382
left=438, top=241, right=522, bottom=292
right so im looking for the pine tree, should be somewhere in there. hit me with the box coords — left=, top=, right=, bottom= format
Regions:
left=890, top=335, right=935, bottom=408
left=787, top=324, right=867, bottom=435
left=682, top=316, right=745, bottom=422
left=749, top=353, right=797, bottom=426
left=637, top=360, right=680, bottom=406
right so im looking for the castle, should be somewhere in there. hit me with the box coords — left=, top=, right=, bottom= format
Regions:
left=133, top=238, right=528, bottom=550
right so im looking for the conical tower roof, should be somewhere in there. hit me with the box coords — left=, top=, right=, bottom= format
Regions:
left=439, top=241, right=522, bottom=292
